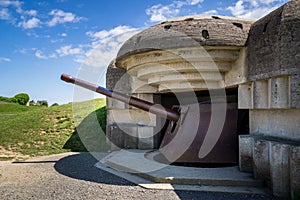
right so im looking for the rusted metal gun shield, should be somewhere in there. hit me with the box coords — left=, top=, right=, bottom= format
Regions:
left=159, top=102, right=238, bottom=164
left=159, top=103, right=200, bottom=163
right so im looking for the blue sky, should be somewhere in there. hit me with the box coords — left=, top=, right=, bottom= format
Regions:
left=0, top=0, right=288, bottom=105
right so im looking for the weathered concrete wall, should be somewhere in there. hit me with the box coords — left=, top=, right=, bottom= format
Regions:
left=239, top=136, right=300, bottom=199
left=246, top=0, right=300, bottom=81
left=106, top=63, right=157, bottom=150
left=270, top=143, right=290, bottom=198
left=238, top=1, right=300, bottom=198
left=106, top=62, right=127, bottom=91
left=291, top=146, right=300, bottom=199
left=250, top=109, right=300, bottom=141
left=246, top=0, right=300, bottom=108
left=238, top=75, right=292, bottom=109
left=106, top=63, right=128, bottom=150
left=253, top=139, right=270, bottom=183
left=225, top=48, right=248, bottom=87
left=239, top=135, right=253, bottom=172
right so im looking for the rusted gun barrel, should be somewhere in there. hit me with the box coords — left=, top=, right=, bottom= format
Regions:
left=61, top=74, right=180, bottom=122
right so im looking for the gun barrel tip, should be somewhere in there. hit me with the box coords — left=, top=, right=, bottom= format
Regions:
left=61, top=73, right=75, bottom=83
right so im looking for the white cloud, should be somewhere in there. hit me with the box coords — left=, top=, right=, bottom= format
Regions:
left=56, top=45, right=83, bottom=57
left=245, top=0, right=259, bottom=7
left=146, top=3, right=180, bottom=22
left=47, top=9, right=82, bottom=27
left=203, top=9, right=218, bottom=15
left=227, top=0, right=288, bottom=19
left=0, top=56, right=11, bottom=62
left=87, top=25, right=138, bottom=41
left=18, top=17, right=40, bottom=29
left=84, top=25, right=141, bottom=67
left=146, top=0, right=206, bottom=22
left=0, top=0, right=36, bottom=16
left=227, top=0, right=245, bottom=16
left=238, top=6, right=278, bottom=19
left=0, top=1, right=40, bottom=29
left=35, top=50, right=47, bottom=59
left=145, top=0, right=287, bottom=22
left=16, top=6, right=37, bottom=16
left=187, top=0, right=204, bottom=5
left=259, top=0, right=277, bottom=5
left=59, top=33, right=67, bottom=37
left=35, top=50, right=58, bottom=59
left=0, top=8, right=10, bottom=19
left=23, top=9, right=37, bottom=16
left=16, top=48, right=27, bottom=54
left=0, top=0, right=22, bottom=8
left=49, top=53, right=57, bottom=58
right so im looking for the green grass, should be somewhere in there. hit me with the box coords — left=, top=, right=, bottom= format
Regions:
left=0, top=99, right=107, bottom=159
left=0, top=101, right=36, bottom=113
left=0, top=156, right=15, bottom=161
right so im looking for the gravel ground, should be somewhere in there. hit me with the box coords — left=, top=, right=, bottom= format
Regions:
left=0, top=152, right=276, bottom=200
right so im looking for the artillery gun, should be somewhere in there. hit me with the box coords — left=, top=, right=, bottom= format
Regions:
left=61, top=73, right=238, bottom=164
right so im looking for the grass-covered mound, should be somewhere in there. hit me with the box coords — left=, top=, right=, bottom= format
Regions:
left=0, top=99, right=107, bottom=160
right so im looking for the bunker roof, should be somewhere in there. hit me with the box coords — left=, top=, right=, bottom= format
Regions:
left=117, top=15, right=253, bottom=60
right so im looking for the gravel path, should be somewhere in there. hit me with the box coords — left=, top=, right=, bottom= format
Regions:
left=0, top=152, right=275, bottom=200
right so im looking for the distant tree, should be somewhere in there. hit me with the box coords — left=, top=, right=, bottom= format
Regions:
left=13, top=93, right=30, bottom=105
left=37, top=100, right=48, bottom=107
left=29, top=100, right=36, bottom=106
left=0, top=96, right=9, bottom=102
left=8, top=97, right=17, bottom=103
left=50, top=103, right=59, bottom=107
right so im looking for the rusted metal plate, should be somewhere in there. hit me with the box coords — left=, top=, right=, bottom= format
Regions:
left=159, top=102, right=238, bottom=164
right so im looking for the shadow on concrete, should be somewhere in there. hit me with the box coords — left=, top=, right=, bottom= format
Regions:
left=173, top=191, right=275, bottom=200
left=54, top=152, right=134, bottom=186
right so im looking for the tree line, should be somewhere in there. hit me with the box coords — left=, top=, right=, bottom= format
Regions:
left=0, top=93, right=51, bottom=107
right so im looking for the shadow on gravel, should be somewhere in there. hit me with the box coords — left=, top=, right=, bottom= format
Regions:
left=13, top=161, right=57, bottom=164
left=54, top=152, right=135, bottom=186
left=54, top=153, right=276, bottom=200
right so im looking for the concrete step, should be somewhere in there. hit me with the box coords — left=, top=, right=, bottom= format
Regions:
left=100, top=149, right=264, bottom=189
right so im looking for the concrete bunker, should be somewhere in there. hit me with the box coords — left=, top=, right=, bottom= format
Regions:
left=106, top=2, right=300, bottom=197
left=52, top=1, right=300, bottom=198
left=106, top=15, right=253, bottom=166
left=59, top=1, right=300, bottom=198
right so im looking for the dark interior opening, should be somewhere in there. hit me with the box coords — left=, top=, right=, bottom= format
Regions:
left=153, top=87, right=249, bottom=167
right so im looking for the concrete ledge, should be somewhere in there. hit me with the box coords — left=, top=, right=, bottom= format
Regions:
left=239, top=135, right=253, bottom=172
left=291, top=146, right=300, bottom=199
left=238, top=76, right=292, bottom=109
left=95, top=161, right=267, bottom=194
left=239, top=135, right=300, bottom=199
left=253, top=139, right=270, bottom=181
left=97, top=149, right=267, bottom=194
left=270, top=143, right=290, bottom=197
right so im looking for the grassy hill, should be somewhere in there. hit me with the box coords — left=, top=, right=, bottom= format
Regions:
left=0, top=99, right=107, bottom=161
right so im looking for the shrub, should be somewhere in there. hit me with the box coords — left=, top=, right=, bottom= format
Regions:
left=8, top=97, right=17, bottom=103
left=37, top=100, right=48, bottom=107
left=29, top=100, right=35, bottom=106
left=50, top=103, right=59, bottom=107
left=0, top=96, right=9, bottom=102
left=14, top=93, right=30, bottom=105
